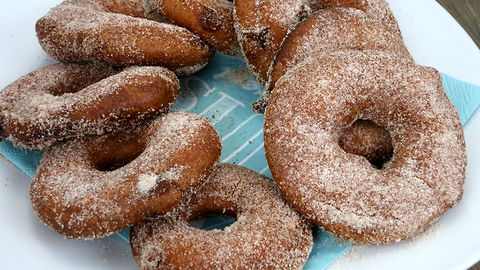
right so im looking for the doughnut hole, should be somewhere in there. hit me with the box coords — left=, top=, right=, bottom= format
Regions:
left=188, top=215, right=237, bottom=231
left=187, top=199, right=238, bottom=231
left=87, top=130, right=147, bottom=172
left=338, top=119, right=394, bottom=169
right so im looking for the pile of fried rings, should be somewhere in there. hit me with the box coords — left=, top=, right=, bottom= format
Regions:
left=0, top=0, right=467, bottom=269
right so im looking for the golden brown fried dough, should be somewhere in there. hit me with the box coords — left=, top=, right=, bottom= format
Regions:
left=264, top=50, right=466, bottom=244
left=0, top=63, right=179, bottom=149
left=36, top=0, right=214, bottom=75
left=130, top=163, right=313, bottom=269
left=149, top=0, right=241, bottom=57
left=30, top=112, right=222, bottom=239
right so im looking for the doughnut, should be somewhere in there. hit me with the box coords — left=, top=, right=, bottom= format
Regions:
left=263, top=50, right=467, bottom=244
left=30, top=112, right=222, bottom=239
left=36, top=0, right=214, bottom=75
left=130, top=163, right=313, bottom=269
left=253, top=6, right=411, bottom=113
left=233, top=0, right=396, bottom=85
left=149, top=0, right=241, bottom=57
left=0, top=62, right=179, bottom=149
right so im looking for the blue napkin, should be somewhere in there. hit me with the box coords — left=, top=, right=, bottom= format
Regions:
left=441, top=73, right=480, bottom=125
left=1, top=53, right=479, bottom=270
left=0, top=141, right=42, bottom=178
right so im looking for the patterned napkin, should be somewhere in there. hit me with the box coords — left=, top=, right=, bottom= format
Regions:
left=1, top=53, right=479, bottom=270
left=441, top=73, right=480, bottom=125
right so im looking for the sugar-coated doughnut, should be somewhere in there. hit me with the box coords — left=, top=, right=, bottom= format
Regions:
left=253, top=6, right=411, bottom=113
left=36, top=0, right=214, bottom=75
left=264, top=50, right=467, bottom=244
left=30, top=112, right=222, bottom=239
left=149, top=0, right=241, bottom=57
left=130, top=163, right=313, bottom=269
left=0, top=63, right=179, bottom=149
left=233, top=0, right=394, bottom=85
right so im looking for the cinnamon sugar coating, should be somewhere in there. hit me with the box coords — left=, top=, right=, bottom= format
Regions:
left=36, top=0, right=214, bottom=75
left=149, top=0, right=241, bottom=57
left=253, top=5, right=410, bottom=113
left=30, top=112, right=222, bottom=239
left=264, top=50, right=467, bottom=244
left=0, top=63, right=179, bottom=149
left=130, top=163, right=313, bottom=269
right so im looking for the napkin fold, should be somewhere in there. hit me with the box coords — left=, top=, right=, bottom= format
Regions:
left=0, top=141, right=41, bottom=178
left=441, top=73, right=480, bottom=125
left=0, top=53, right=479, bottom=270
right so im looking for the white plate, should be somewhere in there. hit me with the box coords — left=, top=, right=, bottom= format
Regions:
left=1, top=0, right=480, bottom=269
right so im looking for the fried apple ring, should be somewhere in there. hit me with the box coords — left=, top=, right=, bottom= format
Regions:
left=264, top=50, right=466, bottom=244
left=0, top=63, right=179, bottom=149
left=30, top=112, right=222, bottom=239
left=36, top=0, right=214, bottom=75
left=149, top=0, right=241, bottom=57
left=130, top=162, right=313, bottom=269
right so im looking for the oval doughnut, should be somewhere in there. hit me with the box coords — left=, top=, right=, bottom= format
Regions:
left=234, top=0, right=396, bottom=85
left=30, top=112, right=222, bottom=239
left=264, top=50, right=467, bottom=244
left=0, top=63, right=179, bottom=149
left=36, top=0, right=214, bottom=75
left=253, top=6, right=411, bottom=112
left=130, top=163, right=313, bottom=269
left=149, top=0, right=241, bottom=57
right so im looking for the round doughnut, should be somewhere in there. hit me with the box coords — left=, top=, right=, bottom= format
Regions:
left=36, top=0, right=214, bottom=75
left=130, top=163, right=313, bottom=269
left=263, top=50, right=467, bottom=244
left=30, top=112, right=222, bottom=239
left=233, top=0, right=396, bottom=85
left=253, top=6, right=411, bottom=113
left=0, top=62, right=179, bottom=149
left=149, top=0, right=241, bottom=57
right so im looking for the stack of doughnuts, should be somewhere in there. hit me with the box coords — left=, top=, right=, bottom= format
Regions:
left=248, top=0, right=467, bottom=244
left=149, top=0, right=466, bottom=245
left=2, top=0, right=221, bottom=149
left=0, top=0, right=468, bottom=268
left=1, top=0, right=229, bottom=240
left=2, top=0, right=315, bottom=268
